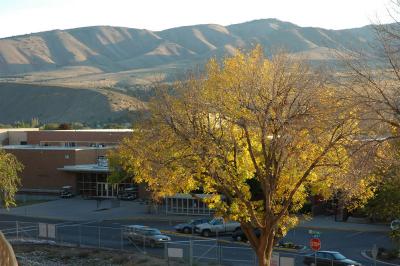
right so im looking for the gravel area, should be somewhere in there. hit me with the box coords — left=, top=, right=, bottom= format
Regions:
left=12, top=244, right=178, bottom=266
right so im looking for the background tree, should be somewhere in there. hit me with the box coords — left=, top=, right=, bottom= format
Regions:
left=342, top=0, right=400, bottom=137
left=363, top=141, right=400, bottom=222
left=340, top=1, right=400, bottom=225
left=114, top=47, right=375, bottom=266
left=0, top=150, right=23, bottom=207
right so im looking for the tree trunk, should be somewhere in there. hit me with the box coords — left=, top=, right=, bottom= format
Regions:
left=255, top=231, right=275, bottom=266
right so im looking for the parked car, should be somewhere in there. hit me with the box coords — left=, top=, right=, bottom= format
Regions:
left=122, top=225, right=148, bottom=239
left=127, top=227, right=171, bottom=247
left=231, top=227, right=260, bottom=242
left=60, top=186, right=74, bottom=198
left=194, top=217, right=240, bottom=237
left=174, top=218, right=211, bottom=234
left=303, top=251, right=362, bottom=266
left=117, top=187, right=137, bottom=201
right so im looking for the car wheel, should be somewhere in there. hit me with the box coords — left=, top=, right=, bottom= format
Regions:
left=202, top=230, right=211, bottom=237
left=183, top=227, right=191, bottom=234
left=235, top=235, right=242, bottom=242
left=150, top=240, right=156, bottom=248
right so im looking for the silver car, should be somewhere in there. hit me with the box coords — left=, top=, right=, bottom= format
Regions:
left=127, top=227, right=171, bottom=247
left=122, top=225, right=148, bottom=239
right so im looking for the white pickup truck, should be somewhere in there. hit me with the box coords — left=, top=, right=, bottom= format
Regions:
left=194, top=217, right=240, bottom=237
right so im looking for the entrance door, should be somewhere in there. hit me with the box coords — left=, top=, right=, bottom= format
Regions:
left=96, top=182, right=117, bottom=198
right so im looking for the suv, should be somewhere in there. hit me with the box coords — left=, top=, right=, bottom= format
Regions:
left=127, top=227, right=171, bottom=247
left=194, top=217, right=240, bottom=237
left=174, top=218, right=211, bottom=234
left=232, top=227, right=261, bottom=242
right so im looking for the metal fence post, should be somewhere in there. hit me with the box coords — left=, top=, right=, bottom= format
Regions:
left=98, top=226, right=101, bottom=248
left=164, top=241, right=168, bottom=261
left=218, top=240, right=222, bottom=266
left=315, top=252, right=317, bottom=266
left=165, top=241, right=170, bottom=266
left=189, top=238, right=193, bottom=266
left=121, top=228, right=124, bottom=250
left=79, top=225, right=82, bottom=247
left=143, top=235, right=146, bottom=254
left=16, top=221, right=19, bottom=240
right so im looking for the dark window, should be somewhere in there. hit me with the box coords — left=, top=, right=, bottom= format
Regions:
left=332, top=253, right=346, bottom=260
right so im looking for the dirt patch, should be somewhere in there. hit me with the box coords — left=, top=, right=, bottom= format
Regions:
left=13, top=243, right=184, bottom=266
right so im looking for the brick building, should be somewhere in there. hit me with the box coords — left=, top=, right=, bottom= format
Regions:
left=0, top=129, right=145, bottom=198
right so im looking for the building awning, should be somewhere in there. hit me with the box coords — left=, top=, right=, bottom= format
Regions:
left=166, top=193, right=214, bottom=199
left=58, top=164, right=110, bottom=173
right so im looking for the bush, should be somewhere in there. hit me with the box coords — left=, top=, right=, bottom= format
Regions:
left=299, top=201, right=312, bottom=214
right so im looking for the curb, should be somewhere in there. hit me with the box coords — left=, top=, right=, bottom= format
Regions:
left=104, top=215, right=201, bottom=223
left=361, top=250, right=400, bottom=266
left=297, top=224, right=390, bottom=233
left=0, top=213, right=69, bottom=223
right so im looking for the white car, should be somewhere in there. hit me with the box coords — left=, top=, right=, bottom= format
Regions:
left=194, top=217, right=240, bottom=237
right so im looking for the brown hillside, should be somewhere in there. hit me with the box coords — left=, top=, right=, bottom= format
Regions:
left=0, top=83, right=146, bottom=124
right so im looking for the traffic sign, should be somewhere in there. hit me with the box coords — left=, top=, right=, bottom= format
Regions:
left=308, top=230, right=321, bottom=237
left=310, top=238, right=321, bottom=251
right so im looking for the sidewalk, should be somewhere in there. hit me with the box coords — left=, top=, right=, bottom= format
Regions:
left=298, top=215, right=390, bottom=233
left=0, top=198, right=392, bottom=233
left=0, top=198, right=151, bottom=221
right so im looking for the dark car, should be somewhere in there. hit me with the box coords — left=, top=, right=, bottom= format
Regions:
left=231, top=227, right=260, bottom=242
left=174, top=218, right=211, bottom=234
left=117, top=187, right=137, bottom=201
left=60, top=186, right=74, bottom=198
left=303, top=251, right=362, bottom=266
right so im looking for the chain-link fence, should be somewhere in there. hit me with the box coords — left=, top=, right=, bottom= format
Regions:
left=0, top=221, right=345, bottom=266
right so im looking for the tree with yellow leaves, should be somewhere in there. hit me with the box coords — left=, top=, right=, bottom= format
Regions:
left=0, top=150, right=22, bottom=208
left=114, top=46, right=375, bottom=266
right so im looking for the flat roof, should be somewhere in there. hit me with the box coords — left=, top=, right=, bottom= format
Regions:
left=38, top=129, right=133, bottom=132
left=1, top=145, right=113, bottom=151
left=58, top=164, right=110, bottom=173
left=0, top=128, right=39, bottom=132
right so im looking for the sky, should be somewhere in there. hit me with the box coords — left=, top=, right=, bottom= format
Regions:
left=0, top=0, right=395, bottom=38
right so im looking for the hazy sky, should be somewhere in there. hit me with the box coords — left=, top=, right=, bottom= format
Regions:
left=0, top=0, right=394, bottom=38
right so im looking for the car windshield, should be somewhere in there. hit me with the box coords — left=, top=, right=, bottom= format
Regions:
left=145, top=229, right=162, bottom=235
left=210, top=219, right=222, bottom=225
left=191, top=219, right=206, bottom=225
left=332, top=253, right=346, bottom=260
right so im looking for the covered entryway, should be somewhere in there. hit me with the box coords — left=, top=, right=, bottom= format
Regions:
left=96, top=182, right=118, bottom=198
left=164, top=193, right=214, bottom=215
left=58, top=163, right=137, bottom=199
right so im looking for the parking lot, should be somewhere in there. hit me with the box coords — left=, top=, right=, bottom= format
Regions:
left=0, top=214, right=392, bottom=266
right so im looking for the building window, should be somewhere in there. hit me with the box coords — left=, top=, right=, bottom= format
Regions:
left=65, top=142, right=76, bottom=147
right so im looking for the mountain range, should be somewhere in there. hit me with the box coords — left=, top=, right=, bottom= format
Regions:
left=0, top=18, right=378, bottom=124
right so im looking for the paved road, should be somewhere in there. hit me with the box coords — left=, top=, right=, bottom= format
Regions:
left=0, top=214, right=393, bottom=266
